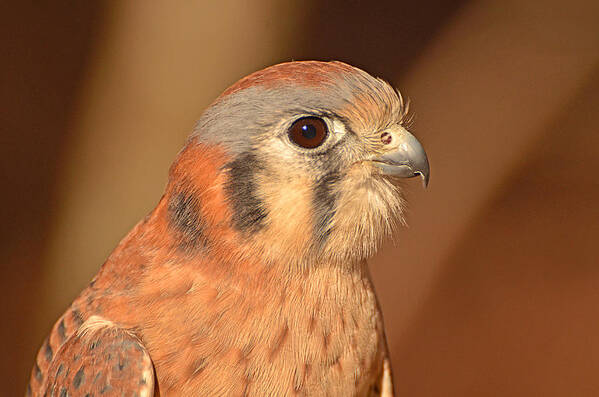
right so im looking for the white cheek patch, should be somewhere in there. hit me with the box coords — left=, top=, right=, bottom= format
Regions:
left=331, top=119, right=347, bottom=139
left=269, top=136, right=297, bottom=162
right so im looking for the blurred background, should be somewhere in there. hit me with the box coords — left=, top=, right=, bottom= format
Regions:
left=2, top=1, right=599, bottom=395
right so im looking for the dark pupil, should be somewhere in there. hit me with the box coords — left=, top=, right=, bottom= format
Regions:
left=301, top=123, right=317, bottom=140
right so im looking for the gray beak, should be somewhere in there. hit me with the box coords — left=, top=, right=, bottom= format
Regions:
left=372, top=127, right=430, bottom=187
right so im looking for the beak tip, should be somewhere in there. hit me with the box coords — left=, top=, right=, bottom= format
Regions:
left=419, top=162, right=430, bottom=188
left=418, top=173, right=428, bottom=188
left=421, top=173, right=429, bottom=188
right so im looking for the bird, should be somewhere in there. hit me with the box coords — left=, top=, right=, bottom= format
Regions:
left=27, top=60, right=429, bottom=396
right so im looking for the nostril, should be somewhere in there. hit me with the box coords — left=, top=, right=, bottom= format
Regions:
left=381, top=132, right=392, bottom=145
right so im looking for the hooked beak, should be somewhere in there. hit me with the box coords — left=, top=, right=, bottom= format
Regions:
left=371, top=127, right=430, bottom=187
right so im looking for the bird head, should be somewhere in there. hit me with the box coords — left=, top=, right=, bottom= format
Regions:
left=164, top=61, right=429, bottom=268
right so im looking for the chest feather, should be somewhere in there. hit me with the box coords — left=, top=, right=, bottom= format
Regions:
left=137, top=265, right=386, bottom=396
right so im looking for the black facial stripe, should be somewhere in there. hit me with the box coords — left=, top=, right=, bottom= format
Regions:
left=313, top=170, right=342, bottom=247
left=224, top=151, right=268, bottom=233
left=168, top=190, right=209, bottom=251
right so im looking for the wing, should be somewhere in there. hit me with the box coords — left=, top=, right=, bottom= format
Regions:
left=29, top=316, right=155, bottom=397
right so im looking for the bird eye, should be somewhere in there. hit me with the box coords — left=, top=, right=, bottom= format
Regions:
left=288, top=117, right=328, bottom=149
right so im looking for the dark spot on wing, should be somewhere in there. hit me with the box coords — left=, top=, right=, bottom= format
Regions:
left=44, top=339, right=53, bottom=362
left=73, top=366, right=85, bottom=388
left=33, top=361, right=42, bottom=382
left=100, top=383, right=112, bottom=393
left=115, top=356, right=128, bottom=372
left=168, top=190, right=209, bottom=251
left=71, top=308, right=84, bottom=327
left=57, top=319, right=67, bottom=341
left=225, top=151, right=268, bottom=233
left=89, top=339, right=101, bottom=350
left=86, top=295, right=94, bottom=309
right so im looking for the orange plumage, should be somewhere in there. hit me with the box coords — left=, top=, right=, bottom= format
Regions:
left=28, top=61, right=429, bottom=396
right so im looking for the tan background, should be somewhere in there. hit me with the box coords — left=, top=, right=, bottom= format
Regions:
left=3, top=1, right=599, bottom=395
